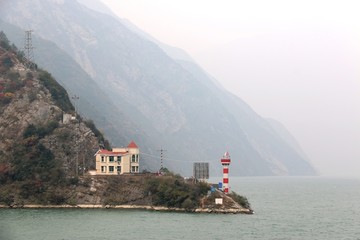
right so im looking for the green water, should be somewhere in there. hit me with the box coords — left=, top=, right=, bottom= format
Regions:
left=1, top=177, right=359, bottom=240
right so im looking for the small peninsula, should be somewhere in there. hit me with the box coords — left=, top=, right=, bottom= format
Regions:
left=1, top=173, right=253, bottom=214
left=0, top=32, right=252, bottom=214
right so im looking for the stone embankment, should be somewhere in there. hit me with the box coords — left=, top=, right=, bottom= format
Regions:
left=0, top=204, right=253, bottom=214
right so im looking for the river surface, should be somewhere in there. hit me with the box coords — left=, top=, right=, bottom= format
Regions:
left=1, top=177, right=359, bottom=240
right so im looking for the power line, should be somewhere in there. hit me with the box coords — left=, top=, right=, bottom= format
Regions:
left=140, top=151, right=195, bottom=163
left=140, top=151, right=219, bottom=174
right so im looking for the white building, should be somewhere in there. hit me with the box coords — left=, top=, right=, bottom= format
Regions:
left=94, top=141, right=140, bottom=175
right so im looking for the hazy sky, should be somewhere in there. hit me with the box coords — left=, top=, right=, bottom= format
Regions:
left=101, top=0, right=360, bottom=177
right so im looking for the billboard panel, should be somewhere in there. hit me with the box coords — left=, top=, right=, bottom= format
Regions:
left=193, top=162, right=209, bottom=179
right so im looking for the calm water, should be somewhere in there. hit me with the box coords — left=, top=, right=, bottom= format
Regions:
left=1, top=177, right=359, bottom=240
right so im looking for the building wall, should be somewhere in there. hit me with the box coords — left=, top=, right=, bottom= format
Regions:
left=95, top=146, right=140, bottom=175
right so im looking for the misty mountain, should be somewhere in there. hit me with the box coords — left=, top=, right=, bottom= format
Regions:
left=0, top=19, right=160, bottom=171
left=0, top=0, right=316, bottom=176
left=77, top=0, right=195, bottom=62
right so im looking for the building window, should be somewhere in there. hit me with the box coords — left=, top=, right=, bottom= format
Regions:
left=117, top=166, right=121, bottom=174
left=131, top=166, right=139, bottom=173
left=101, top=156, right=105, bottom=162
left=101, top=166, right=106, bottom=173
left=132, top=155, right=136, bottom=162
left=136, top=154, right=139, bottom=162
left=109, top=156, right=114, bottom=162
left=109, top=166, right=114, bottom=172
left=117, top=156, right=121, bottom=162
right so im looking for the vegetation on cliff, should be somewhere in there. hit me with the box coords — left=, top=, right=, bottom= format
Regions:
left=0, top=32, right=106, bottom=205
left=38, top=71, right=74, bottom=112
left=228, top=192, right=251, bottom=209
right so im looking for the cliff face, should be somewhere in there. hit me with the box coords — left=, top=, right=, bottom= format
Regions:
left=0, top=34, right=104, bottom=204
left=0, top=51, right=101, bottom=173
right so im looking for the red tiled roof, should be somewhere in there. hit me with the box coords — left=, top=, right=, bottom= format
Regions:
left=127, top=140, right=138, bottom=148
left=97, top=149, right=127, bottom=155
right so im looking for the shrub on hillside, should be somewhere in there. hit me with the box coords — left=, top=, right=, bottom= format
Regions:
left=1, top=55, right=13, bottom=68
left=145, top=174, right=209, bottom=210
left=0, top=92, right=14, bottom=104
left=84, top=120, right=111, bottom=150
left=38, top=70, right=74, bottom=112
left=0, top=31, right=11, bottom=50
left=23, top=121, right=59, bottom=139
left=228, top=191, right=251, bottom=209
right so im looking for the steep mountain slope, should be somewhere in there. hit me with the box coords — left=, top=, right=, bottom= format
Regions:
left=176, top=60, right=315, bottom=175
left=0, top=19, right=159, bottom=171
left=266, top=118, right=315, bottom=167
left=0, top=34, right=106, bottom=203
left=0, top=0, right=316, bottom=176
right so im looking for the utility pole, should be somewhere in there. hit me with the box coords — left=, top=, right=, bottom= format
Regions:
left=81, top=141, right=86, bottom=175
left=23, top=30, right=35, bottom=69
left=157, top=147, right=167, bottom=171
left=72, top=94, right=80, bottom=176
left=75, top=148, right=79, bottom=177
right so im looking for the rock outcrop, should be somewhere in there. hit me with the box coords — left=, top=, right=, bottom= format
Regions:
left=0, top=34, right=107, bottom=205
left=0, top=54, right=101, bottom=176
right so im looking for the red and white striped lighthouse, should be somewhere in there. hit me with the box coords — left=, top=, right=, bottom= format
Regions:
left=221, top=151, right=231, bottom=193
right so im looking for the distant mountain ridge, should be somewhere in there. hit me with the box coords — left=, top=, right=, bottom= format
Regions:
left=0, top=0, right=316, bottom=176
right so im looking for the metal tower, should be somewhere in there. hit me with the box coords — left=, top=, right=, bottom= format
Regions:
left=157, top=147, right=167, bottom=171
left=24, top=30, right=35, bottom=69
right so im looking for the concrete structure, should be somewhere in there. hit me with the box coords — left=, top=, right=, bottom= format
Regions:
left=94, top=141, right=140, bottom=175
left=62, top=113, right=76, bottom=124
left=221, top=151, right=231, bottom=193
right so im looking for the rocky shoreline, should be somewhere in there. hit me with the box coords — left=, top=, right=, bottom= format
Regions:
left=0, top=204, right=253, bottom=214
left=0, top=176, right=254, bottom=214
